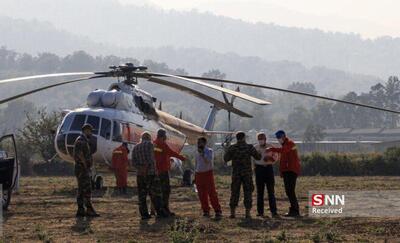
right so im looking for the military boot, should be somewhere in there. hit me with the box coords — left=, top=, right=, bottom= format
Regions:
left=76, top=207, right=86, bottom=217
left=245, top=209, right=252, bottom=219
left=86, top=206, right=100, bottom=217
left=122, top=187, right=127, bottom=195
left=229, top=208, right=236, bottom=219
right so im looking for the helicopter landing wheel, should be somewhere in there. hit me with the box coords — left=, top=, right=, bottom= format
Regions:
left=2, top=189, right=12, bottom=211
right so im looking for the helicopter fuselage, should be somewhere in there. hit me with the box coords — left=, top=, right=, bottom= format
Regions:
left=55, top=81, right=188, bottom=172
left=55, top=107, right=186, bottom=171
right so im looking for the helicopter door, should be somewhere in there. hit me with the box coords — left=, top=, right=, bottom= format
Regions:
left=0, top=134, right=18, bottom=210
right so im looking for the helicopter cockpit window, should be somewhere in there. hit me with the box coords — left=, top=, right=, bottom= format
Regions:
left=60, top=113, right=74, bottom=133
left=87, top=115, right=100, bottom=135
left=70, top=114, right=86, bottom=131
left=112, top=121, right=122, bottom=142
left=100, top=118, right=111, bottom=140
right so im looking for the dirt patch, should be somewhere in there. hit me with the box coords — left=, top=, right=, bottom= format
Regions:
left=3, top=176, right=400, bottom=242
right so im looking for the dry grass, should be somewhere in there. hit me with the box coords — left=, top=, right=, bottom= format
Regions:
left=3, top=175, right=400, bottom=242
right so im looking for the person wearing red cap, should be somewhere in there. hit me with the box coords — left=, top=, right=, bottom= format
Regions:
left=267, top=130, right=301, bottom=217
left=111, top=142, right=129, bottom=194
left=153, top=129, right=186, bottom=216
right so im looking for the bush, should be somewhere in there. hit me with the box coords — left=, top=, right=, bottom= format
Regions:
left=301, top=147, right=400, bottom=176
left=168, top=218, right=199, bottom=243
left=32, top=161, right=74, bottom=176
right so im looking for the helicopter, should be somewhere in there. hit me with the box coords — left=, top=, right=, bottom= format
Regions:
left=1, top=63, right=400, bottom=210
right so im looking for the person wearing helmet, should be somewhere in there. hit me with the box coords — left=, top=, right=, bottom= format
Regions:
left=267, top=130, right=301, bottom=217
left=73, top=123, right=100, bottom=217
left=111, top=142, right=130, bottom=194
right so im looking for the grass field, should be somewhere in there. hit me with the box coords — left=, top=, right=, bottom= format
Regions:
left=3, top=175, right=400, bottom=242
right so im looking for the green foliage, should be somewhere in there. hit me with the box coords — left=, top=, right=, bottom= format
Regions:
left=275, top=230, right=288, bottom=242
left=303, top=124, right=325, bottom=142
left=288, top=76, right=400, bottom=129
left=301, top=148, right=400, bottom=176
left=15, top=108, right=62, bottom=175
left=35, top=224, right=53, bottom=243
left=19, top=109, right=61, bottom=161
left=168, top=218, right=199, bottom=243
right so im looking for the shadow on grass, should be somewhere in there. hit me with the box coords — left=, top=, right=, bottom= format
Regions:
left=2, top=210, right=15, bottom=224
left=235, top=217, right=316, bottom=230
left=71, top=217, right=94, bottom=235
left=52, top=186, right=138, bottom=198
left=139, top=216, right=176, bottom=232
left=237, top=218, right=269, bottom=229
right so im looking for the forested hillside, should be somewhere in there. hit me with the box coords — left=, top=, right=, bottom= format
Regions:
left=1, top=48, right=399, bottom=136
left=0, top=16, right=382, bottom=95
left=0, top=0, right=399, bottom=77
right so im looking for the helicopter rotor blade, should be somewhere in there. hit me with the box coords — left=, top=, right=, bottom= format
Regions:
left=0, top=75, right=105, bottom=105
left=171, top=75, right=400, bottom=115
left=141, top=72, right=271, bottom=106
left=0, top=72, right=95, bottom=84
left=146, top=76, right=253, bottom=118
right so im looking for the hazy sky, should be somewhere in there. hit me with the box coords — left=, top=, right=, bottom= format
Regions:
left=120, top=0, right=399, bottom=39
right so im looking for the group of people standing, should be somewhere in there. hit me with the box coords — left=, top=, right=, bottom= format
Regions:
left=131, top=129, right=186, bottom=219
left=224, top=130, right=301, bottom=219
left=73, top=123, right=301, bottom=220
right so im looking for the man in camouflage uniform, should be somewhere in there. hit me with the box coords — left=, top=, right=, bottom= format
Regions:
left=132, top=131, right=167, bottom=220
left=224, top=131, right=261, bottom=219
left=73, top=123, right=100, bottom=217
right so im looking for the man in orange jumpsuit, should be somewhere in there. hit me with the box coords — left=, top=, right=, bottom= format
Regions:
left=112, top=142, right=130, bottom=194
left=154, top=129, right=186, bottom=216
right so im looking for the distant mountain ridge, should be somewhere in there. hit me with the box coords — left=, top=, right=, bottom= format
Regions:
left=0, top=16, right=382, bottom=95
left=0, top=0, right=399, bottom=77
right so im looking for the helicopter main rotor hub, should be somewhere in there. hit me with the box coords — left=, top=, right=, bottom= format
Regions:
left=103, top=63, right=148, bottom=85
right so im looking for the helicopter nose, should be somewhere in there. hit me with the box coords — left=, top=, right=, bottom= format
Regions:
left=55, top=132, right=68, bottom=156
left=56, top=132, right=81, bottom=158
left=56, top=131, right=98, bottom=158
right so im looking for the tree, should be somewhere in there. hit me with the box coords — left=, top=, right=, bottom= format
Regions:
left=19, top=109, right=62, bottom=162
left=287, top=82, right=317, bottom=94
left=35, top=52, right=61, bottom=72
left=201, top=69, right=226, bottom=79
left=382, top=76, right=400, bottom=128
left=0, top=99, right=35, bottom=133
left=286, top=106, right=312, bottom=131
left=303, top=124, right=325, bottom=143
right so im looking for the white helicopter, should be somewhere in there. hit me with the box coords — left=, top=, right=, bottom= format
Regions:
left=1, top=63, right=399, bottom=209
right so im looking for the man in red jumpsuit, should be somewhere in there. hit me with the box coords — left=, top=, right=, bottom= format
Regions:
left=112, top=142, right=129, bottom=194
left=154, top=129, right=186, bottom=216
left=267, top=130, right=301, bottom=217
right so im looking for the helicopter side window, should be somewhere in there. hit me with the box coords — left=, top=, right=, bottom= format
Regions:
left=134, top=95, right=157, bottom=116
left=70, top=114, right=86, bottom=131
left=134, top=95, right=144, bottom=111
left=100, top=118, right=111, bottom=140
left=87, top=115, right=100, bottom=135
left=112, top=121, right=122, bottom=142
